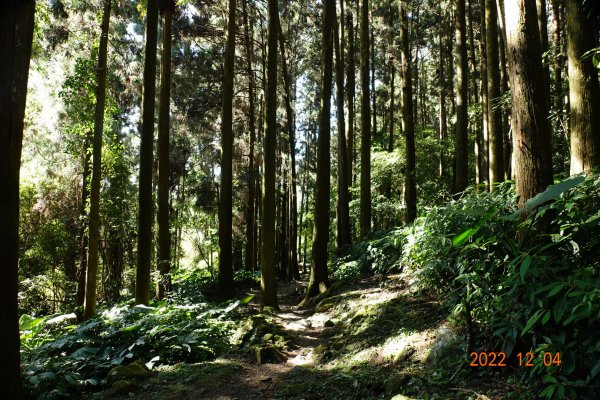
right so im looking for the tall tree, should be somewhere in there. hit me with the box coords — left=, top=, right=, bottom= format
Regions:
left=0, top=1, right=35, bottom=397
left=83, top=0, right=112, bottom=320
left=157, top=0, right=175, bottom=300
left=485, top=0, right=504, bottom=186
left=136, top=0, right=159, bottom=305
left=479, top=0, right=490, bottom=187
left=566, top=0, right=600, bottom=174
left=306, top=0, right=335, bottom=298
left=261, top=0, right=279, bottom=308
left=335, top=0, right=351, bottom=249
left=399, top=0, right=416, bottom=222
left=217, top=0, right=236, bottom=299
left=438, top=6, right=448, bottom=179
left=345, top=5, right=356, bottom=198
left=505, top=0, right=553, bottom=204
left=359, top=0, right=371, bottom=237
left=277, top=18, right=300, bottom=280
left=550, top=0, right=564, bottom=172
left=454, top=0, right=469, bottom=193
left=243, top=0, right=257, bottom=272
left=76, top=131, right=92, bottom=312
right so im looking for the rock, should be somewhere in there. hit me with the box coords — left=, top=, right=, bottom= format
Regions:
left=391, top=395, right=417, bottom=400
left=111, top=380, right=137, bottom=394
left=108, top=360, right=151, bottom=382
left=385, top=373, right=411, bottom=394
left=256, top=346, right=288, bottom=364
left=425, top=326, right=463, bottom=369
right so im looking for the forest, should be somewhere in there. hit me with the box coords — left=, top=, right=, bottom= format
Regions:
left=2, top=0, right=600, bottom=398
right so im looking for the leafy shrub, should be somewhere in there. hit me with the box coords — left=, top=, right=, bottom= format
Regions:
left=22, top=297, right=239, bottom=399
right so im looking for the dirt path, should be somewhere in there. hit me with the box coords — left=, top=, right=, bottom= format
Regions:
left=196, top=278, right=323, bottom=400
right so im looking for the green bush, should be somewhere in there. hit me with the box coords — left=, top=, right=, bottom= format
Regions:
left=22, top=295, right=239, bottom=399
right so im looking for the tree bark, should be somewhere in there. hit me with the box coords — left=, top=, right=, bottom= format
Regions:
left=359, top=0, right=371, bottom=237
left=243, top=0, right=257, bottom=272
left=454, top=0, right=469, bottom=193
left=217, top=0, right=236, bottom=300
left=399, top=0, right=417, bottom=223
left=0, top=1, right=35, bottom=397
left=306, top=0, right=335, bottom=299
left=84, top=0, right=112, bottom=319
left=76, top=131, right=92, bottom=313
left=136, top=0, right=159, bottom=305
left=335, top=0, right=351, bottom=250
left=438, top=14, right=448, bottom=179
left=261, top=0, right=279, bottom=308
left=157, top=0, right=174, bottom=300
left=505, top=0, right=553, bottom=205
left=479, top=0, right=490, bottom=187
left=566, top=0, right=600, bottom=174
left=345, top=6, right=356, bottom=204
left=277, top=18, right=300, bottom=280
left=485, top=0, right=504, bottom=187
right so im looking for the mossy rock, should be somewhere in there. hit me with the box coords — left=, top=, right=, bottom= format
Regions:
left=351, top=304, right=379, bottom=321
left=255, top=345, right=288, bottom=364
left=111, top=379, right=138, bottom=394
left=108, top=360, right=151, bottom=382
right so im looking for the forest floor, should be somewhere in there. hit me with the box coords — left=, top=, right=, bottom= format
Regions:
left=94, top=274, right=530, bottom=400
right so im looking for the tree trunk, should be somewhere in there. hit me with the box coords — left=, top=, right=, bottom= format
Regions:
left=454, top=0, right=469, bottom=193
left=136, top=0, right=159, bottom=305
left=261, top=0, right=279, bottom=308
left=400, top=0, right=417, bottom=223
left=217, top=0, right=236, bottom=300
left=467, top=0, right=482, bottom=184
left=485, top=0, right=504, bottom=187
left=84, top=0, right=112, bottom=319
left=277, top=19, right=300, bottom=280
left=505, top=0, right=553, bottom=205
left=438, top=18, right=448, bottom=179
left=497, top=0, right=511, bottom=179
left=359, top=0, right=371, bottom=238
left=76, top=131, right=92, bottom=313
left=335, top=0, right=351, bottom=250
left=551, top=0, right=566, bottom=174
left=0, top=1, right=35, bottom=397
left=306, top=0, right=335, bottom=299
left=157, top=0, right=174, bottom=300
left=566, top=0, right=600, bottom=174
left=243, top=0, right=257, bottom=272
left=479, top=0, right=490, bottom=187
left=345, top=6, right=355, bottom=206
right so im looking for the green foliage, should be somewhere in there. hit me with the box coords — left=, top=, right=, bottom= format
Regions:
left=21, top=296, right=239, bottom=399
left=336, top=175, right=600, bottom=398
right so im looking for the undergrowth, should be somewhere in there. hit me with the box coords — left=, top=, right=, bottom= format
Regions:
left=333, top=174, right=600, bottom=399
left=20, top=271, right=249, bottom=399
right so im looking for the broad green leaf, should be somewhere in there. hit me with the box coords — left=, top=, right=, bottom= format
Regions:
left=506, top=175, right=586, bottom=218
left=548, top=283, right=568, bottom=297
left=553, top=297, right=567, bottom=323
left=521, top=310, right=543, bottom=336
left=239, top=294, right=255, bottom=304
left=591, top=359, right=600, bottom=379
left=452, top=228, right=478, bottom=247
left=520, top=257, right=532, bottom=282
left=542, top=310, right=551, bottom=325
